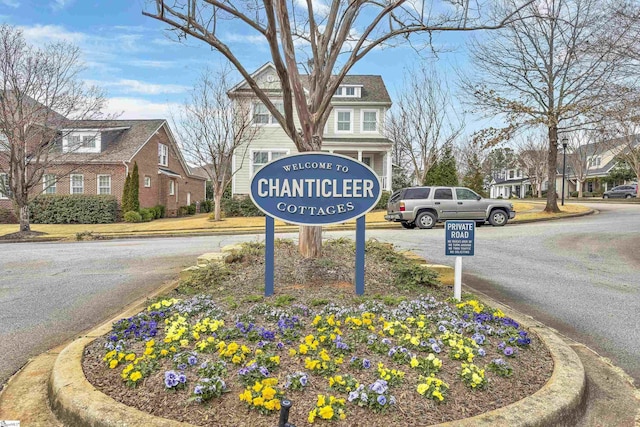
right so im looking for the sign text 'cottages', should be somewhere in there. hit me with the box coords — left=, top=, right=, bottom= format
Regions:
left=250, top=152, right=382, bottom=226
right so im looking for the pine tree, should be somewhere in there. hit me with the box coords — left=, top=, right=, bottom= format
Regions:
left=423, top=159, right=440, bottom=185
left=438, top=143, right=459, bottom=186
left=122, top=173, right=131, bottom=213
left=129, top=162, right=140, bottom=212
left=462, top=152, right=487, bottom=196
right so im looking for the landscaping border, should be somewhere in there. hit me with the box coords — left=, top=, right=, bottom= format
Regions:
left=48, top=251, right=587, bottom=427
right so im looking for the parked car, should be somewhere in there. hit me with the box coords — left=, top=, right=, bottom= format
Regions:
left=602, top=184, right=637, bottom=199
left=384, top=186, right=516, bottom=229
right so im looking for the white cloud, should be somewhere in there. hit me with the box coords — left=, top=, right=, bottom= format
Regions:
left=127, top=60, right=177, bottom=69
left=51, top=0, right=73, bottom=10
left=19, top=24, right=86, bottom=44
left=295, top=0, right=330, bottom=17
left=104, top=97, right=180, bottom=120
left=224, top=32, right=266, bottom=44
left=87, top=79, right=189, bottom=95
left=0, top=0, right=20, bottom=8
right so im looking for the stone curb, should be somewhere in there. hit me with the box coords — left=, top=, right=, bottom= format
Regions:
left=48, top=265, right=587, bottom=427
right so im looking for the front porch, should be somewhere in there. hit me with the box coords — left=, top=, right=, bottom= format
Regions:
left=323, top=148, right=393, bottom=192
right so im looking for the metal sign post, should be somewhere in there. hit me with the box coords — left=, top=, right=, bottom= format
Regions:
left=250, top=152, right=381, bottom=297
left=445, top=220, right=475, bottom=301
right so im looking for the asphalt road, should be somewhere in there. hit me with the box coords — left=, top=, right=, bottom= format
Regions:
left=0, top=203, right=638, bottom=389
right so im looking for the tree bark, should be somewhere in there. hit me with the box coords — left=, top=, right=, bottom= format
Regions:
left=213, top=190, right=223, bottom=221
left=299, top=225, right=322, bottom=259
left=19, top=204, right=30, bottom=232
left=577, top=180, right=584, bottom=198
left=544, top=125, right=561, bottom=213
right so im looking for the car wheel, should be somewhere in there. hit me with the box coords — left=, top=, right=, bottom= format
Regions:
left=603, top=194, right=609, bottom=199
left=401, top=222, right=416, bottom=229
left=415, top=211, right=436, bottom=229
left=489, top=209, right=508, bottom=226
left=625, top=194, right=632, bottom=199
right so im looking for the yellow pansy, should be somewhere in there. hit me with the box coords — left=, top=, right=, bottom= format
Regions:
left=318, top=405, right=334, bottom=420
left=109, top=359, right=118, bottom=369
left=130, top=371, right=142, bottom=382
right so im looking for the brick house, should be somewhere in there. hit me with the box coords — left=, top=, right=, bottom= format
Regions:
left=0, top=119, right=206, bottom=217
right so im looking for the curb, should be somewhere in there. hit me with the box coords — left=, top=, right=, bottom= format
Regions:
left=0, top=208, right=595, bottom=243
left=47, top=269, right=587, bottom=427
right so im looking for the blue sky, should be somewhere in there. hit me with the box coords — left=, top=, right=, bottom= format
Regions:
left=1, top=0, right=477, bottom=123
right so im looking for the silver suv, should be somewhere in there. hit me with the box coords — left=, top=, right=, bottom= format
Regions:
left=384, top=186, right=516, bottom=229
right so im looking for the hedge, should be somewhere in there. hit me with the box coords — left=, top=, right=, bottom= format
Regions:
left=29, top=195, right=118, bottom=224
left=221, top=196, right=264, bottom=218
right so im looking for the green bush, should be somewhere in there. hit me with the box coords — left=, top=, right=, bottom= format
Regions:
left=178, top=204, right=196, bottom=216
left=221, top=196, right=264, bottom=217
left=570, top=191, right=579, bottom=197
left=151, top=205, right=165, bottom=219
left=139, top=208, right=154, bottom=222
left=124, top=210, right=142, bottom=223
left=375, top=191, right=390, bottom=210
left=29, top=195, right=118, bottom=224
left=0, top=207, right=17, bottom=224
left=199, top=200, right=213, bottom=213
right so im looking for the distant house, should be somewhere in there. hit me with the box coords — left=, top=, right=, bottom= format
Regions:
left=489, top=168, right=537, bottom=198
left=0, top=119, right=207, bottom=217
left=227, top=63, right=394, bottom=195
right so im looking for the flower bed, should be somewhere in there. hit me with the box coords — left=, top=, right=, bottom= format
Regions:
left=83, top=240, right=552, bottom=426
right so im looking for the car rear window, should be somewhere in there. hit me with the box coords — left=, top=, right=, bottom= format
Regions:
left=404, top=188, right=431, bottom=199
left=389, top=190, right=403, bottom=203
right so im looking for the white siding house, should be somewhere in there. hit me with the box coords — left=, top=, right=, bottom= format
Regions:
left=229, top=63, right=393, bottom=196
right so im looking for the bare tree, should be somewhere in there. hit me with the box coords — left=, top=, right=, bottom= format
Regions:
left=144, top=0, right=534, bottom=258
left=386, top=66, right=465, bottom=186
left=175, top=66, right=260, bottom=221
left=516, top=135, right=548, bottom=197
left=0, top=24, right=108, bottom=232
left=462, top=0, right=637, bottom=213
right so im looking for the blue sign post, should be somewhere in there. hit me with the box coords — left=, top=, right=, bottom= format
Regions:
left=445, top=220, right=475, bottom=301
left=250, top=152, right=382, bottom=296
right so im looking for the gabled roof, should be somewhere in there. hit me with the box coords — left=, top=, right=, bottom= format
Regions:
left=229, top=63, right=392, bottom=104
left=62, top=119, right=165, bottom=163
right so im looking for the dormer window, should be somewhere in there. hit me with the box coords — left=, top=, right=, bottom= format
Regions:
left=587, top=156, right=601, bottom=168
left=63, top=131, right=101, bottom=153
left=334, top=85, right=362, bottom=98
left=158, top=143, right=169, bottom=166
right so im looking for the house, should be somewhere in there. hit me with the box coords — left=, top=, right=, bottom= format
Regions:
left=489, top=168, right=537, bottom=198
left=555, top=136, right=638, bottom=197
left=227, top=63, right=394, bottom=195
left=0, top=119, right=207, bottom=217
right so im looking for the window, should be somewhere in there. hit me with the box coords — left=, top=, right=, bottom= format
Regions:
left=456, top=188, right=479, bottom=200
left=82, top=135, right=96, bottom=149
left=251, top=150, right=288, bottom=175
left=362, top=156, right=371, bottom=167
left=588, top=156, right=601, bottom=168
left=97, top=175, right=111, bottom=195
left=434, top=188, right=453, bottom=199
left=509, top=170, right=515, bottom=179
left=336, top=110, right=352, bottom=132
left=158, top=143, right=168, bottom=166
left=169, top=180, right=175, bottom=196
left=405, top=188, right=431, bottom=199
left=334, top=86, right=361, bottom=98
left=253, top=102, right=284, bottom=125
left=43, top=174, right=56, bottom=194
left=362, top=110, right=378, bottom=132
left=63, top=131, right=100, bottom=153
left=0, top=173, right=9, bottom=199
left=144, top=176, right=151, bottom=188
left=70, top=174, right=84, bottom=194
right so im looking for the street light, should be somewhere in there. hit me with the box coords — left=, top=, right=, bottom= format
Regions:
left=561, top=136, right=568, bottom=206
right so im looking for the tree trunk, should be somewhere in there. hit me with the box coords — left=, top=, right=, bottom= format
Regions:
left=299, top=225, right=322, bottom=259
left=19, top=204, right=30, bottom=232
left=577, top=180, right=583, bottom=198
left=545, top=125, right=560, bottom=213
left=213, top=190, right=223, bottom=221
left=537, top=182, right=542, bottom=198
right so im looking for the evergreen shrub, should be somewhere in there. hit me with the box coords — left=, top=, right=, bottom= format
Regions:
left=124, top=210, right=142, bottom=223
left=29, top=195, right=117, bottom=224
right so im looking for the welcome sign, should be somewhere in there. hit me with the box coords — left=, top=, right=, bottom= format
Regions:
left=250, top=152, right=382, bottom=226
